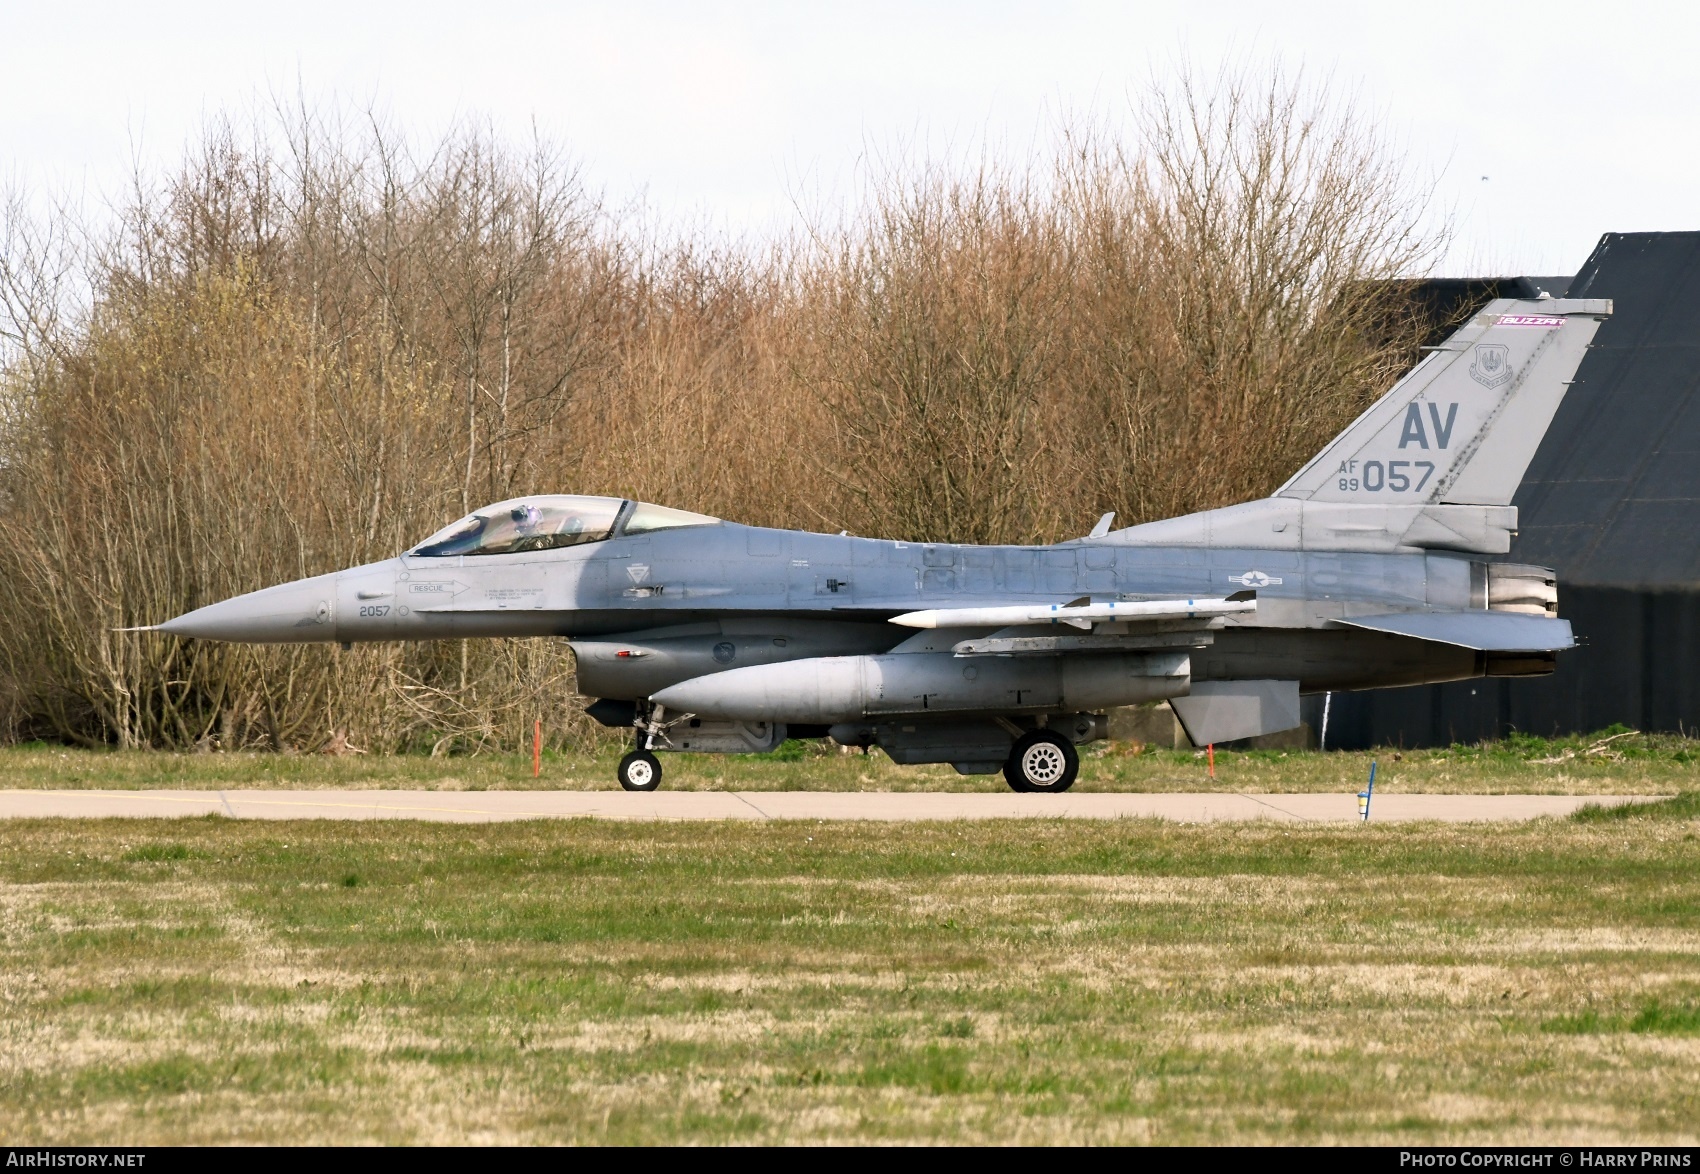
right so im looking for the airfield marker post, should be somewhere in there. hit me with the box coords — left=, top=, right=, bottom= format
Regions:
left=1358, top=760, right=1377, bottom=821
left=533, top=721, right=542, bottom=779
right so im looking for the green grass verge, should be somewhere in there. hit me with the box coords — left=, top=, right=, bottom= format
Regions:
left=1573, top=791, right=1700, bottom=822
left=1542, top=1002, right=1700, bottom=1036
left=2, top=725, right=1698, bottom=794
left=1, top=813, right=1697, bottom=1143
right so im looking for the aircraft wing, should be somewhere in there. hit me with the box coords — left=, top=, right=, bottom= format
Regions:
left=1334, top=611, right=1574, bottom=651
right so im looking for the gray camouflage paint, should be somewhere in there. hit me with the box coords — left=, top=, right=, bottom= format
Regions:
left=174, top=520, right=1481, bottom=696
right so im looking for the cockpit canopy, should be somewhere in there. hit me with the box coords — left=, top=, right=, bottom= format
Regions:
left=410, top=495, right=718, bottom=558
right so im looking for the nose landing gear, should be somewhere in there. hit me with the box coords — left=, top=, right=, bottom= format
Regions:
left=617, top=748, right=663, bottom=792
left=618, top=700, right=669, bottom=791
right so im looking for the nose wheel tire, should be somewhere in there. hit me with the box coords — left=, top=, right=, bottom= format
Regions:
left=618, top=749, right=663, bottom=792
left=1003, top=730, right=1078, bottom=794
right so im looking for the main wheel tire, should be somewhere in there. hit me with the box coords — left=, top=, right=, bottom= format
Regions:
left=1003, top=730, right=1078, bottom=794
left=618, top=749, right=663, bottom=792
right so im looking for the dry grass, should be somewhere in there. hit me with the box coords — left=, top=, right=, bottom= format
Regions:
left=0, top=809, right=1696, bottom=1144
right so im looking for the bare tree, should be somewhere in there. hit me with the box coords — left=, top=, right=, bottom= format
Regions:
left=0, top=70, right=1441, bottom=749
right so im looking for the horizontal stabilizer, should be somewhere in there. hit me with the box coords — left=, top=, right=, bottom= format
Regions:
left=1170, top=680, right=1301, bottom=746
left=891, top=596, right=1255, bottom=630
left=1335, top=611, right=1574, bottom=651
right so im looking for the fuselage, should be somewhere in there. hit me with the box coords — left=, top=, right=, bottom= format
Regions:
left=161, top=516, right=1507, bottom=700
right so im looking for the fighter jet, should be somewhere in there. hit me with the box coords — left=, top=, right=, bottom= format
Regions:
left=151, top=297, right=1609, bottom=792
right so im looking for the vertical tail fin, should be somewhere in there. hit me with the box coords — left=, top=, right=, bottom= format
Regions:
left=1277, top=298, right=1609, bottom=507
left=1103, top=296, right=1610, bottom=553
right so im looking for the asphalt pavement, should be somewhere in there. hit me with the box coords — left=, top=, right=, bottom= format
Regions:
left=0, top=789, right=1659, bottom=823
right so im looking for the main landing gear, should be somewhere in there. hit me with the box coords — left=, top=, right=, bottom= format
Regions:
left=1003, top=729, right=1079, bottom=794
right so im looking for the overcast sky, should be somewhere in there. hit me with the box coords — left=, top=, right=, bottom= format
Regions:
left=3, top=1, right=1695, bottom=276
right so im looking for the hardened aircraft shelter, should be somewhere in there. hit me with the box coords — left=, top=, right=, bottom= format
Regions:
left=1325, top=232, right=1700, bottom=747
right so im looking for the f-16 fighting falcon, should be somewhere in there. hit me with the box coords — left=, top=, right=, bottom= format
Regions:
left=148, top=297, right=1609, bottom=792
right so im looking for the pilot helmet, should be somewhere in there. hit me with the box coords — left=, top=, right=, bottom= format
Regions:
left=510, top=503, right=542, bottom=532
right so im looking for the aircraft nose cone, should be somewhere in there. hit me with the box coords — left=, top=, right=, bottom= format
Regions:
left=157, top=573, right=340, bottom=643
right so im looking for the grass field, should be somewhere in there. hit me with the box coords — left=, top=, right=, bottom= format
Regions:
left=1, top=793, right=1697, bottom=1144
left=1, top=725, right=1695, bottom=795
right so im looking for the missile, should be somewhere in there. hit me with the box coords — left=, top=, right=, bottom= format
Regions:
left=889, top=592, right=1255, bottom=630
left=649, top=650, right=1192, bottom=723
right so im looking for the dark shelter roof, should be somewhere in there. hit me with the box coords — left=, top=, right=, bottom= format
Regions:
left=1509, top=232, right=1700, bottom=588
